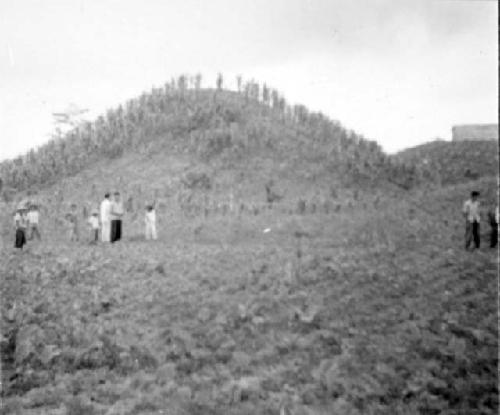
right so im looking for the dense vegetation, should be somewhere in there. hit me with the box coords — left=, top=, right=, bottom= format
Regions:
left=0, top=74, right=426, bottom=199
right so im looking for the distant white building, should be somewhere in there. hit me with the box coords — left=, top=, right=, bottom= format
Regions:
left=452, top=124, right=498, bottom=142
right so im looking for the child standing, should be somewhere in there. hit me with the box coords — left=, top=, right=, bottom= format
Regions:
left=87, top=210, right=100, bottom=244
left=14, top=208, right=28, bottom=250
left=145, top=204, right=157, bottom=240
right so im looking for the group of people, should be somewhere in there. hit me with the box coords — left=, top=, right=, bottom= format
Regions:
left=13, top=203, right=41, bottom=249
left=13, top=192, right=158, bottom=250
left=85, top=192, right=158, bottom=244
left=12, top=190, right=499, bottom=251
left=462, top=190, right=498, bottom=250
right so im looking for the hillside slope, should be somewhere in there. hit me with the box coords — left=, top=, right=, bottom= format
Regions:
left=393, top=139, right=498, bottom=186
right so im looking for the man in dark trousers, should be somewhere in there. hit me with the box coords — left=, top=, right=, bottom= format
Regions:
left=110, top=192, right=124, bottom=243
left=14, top=207, right=28, bottom=250
left=488, top=206, right=498, bottom=248
left=462, top=191, right=481, bottom=250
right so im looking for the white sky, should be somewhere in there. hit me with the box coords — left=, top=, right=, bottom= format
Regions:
left=0, top=0, right=497, bottom=160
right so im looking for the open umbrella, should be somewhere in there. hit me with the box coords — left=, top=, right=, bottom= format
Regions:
left=16, top=199, right=30, bottom=210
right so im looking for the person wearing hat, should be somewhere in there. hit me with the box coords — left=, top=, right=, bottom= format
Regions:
left=463, top=190, right=481, bottom=250
left=27, top=203, right=41, bottom=241
left=13, top=207, right=28, bottom=250
left=87, top=209, right=100, bottom=244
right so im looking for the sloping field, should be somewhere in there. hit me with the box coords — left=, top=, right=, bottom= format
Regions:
left=1, top=187, right=497, bottom=414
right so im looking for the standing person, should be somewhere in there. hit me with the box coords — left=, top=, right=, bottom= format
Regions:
left=110, top=191, right=124, bottom=243
left=488, top=205, right=498, bottom=248
left=67, top=204, right=79, bottom=242
left=87, top=210, right=100, bottom=244
left=100, top=193, right=112, bottom=242
left=14, top=208, right=28, bottom=250
left=462, top=191, right=481, bottom=250
left=125, top=195, right=133, bottom=213
left=27, top=204, right=41, bottom=241
left=145, top=204, right=157, bottom=240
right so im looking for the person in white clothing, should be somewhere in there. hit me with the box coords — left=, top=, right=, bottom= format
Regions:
left=100, top=193, right=112, bottom=242
left=27, top=204, right=41, bottom=240
left=462, top=191, right=480, bottom=250
left=145, top=204, right=157, bottom=240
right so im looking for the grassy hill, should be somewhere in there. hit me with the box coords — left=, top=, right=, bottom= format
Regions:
left=0, top=77, right=498, bottom=414
left=0, top=79, right=421, bottom=203
left=393, top=139, right=498, bottom=186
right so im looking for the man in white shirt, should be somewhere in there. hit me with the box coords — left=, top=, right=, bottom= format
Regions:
left=462, top=191, right=480, bottom=250
left=145, top=204, right=157, bottom=240
left=27, top=204, right=41, bottom=240
left=100, top=193, right=111, bottom=242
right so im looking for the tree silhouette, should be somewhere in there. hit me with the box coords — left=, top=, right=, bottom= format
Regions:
left=216, top=73, right=223, bottom=91
left=177, top=75, right=187, bottom=92
left=262, top=84, right=270, bottom=106
left=194, top=73, right=202, bottom=90
left=236, top=75, right=242, bottom=93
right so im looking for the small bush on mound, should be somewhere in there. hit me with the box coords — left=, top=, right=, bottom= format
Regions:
left=202, top=130, right=233, bottom=160
left=297, top=199, right=306, bottom=215
left=182, top=171, right=212, bottom=190
left=2, top=187, right=17, bottom=203
left=65, top=396, right=97, bottom=415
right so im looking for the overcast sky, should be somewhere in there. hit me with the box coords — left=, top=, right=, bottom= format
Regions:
left=0, top=0, right=497, bottom=160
